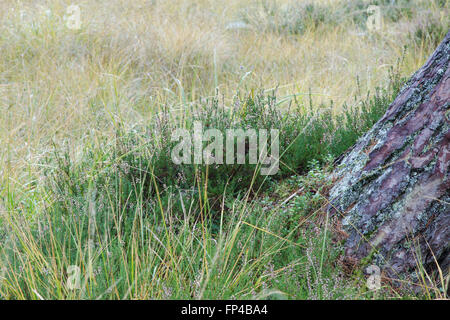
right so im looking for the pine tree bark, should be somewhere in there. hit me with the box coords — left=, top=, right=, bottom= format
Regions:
left=329, top=31, right=449, bottom=285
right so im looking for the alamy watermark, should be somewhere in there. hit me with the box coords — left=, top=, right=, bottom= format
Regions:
left=64, top=4, right=81, bottom=30
left=67, top=265, right=81, bottom=290
left=367, top=5, right=382, bottom=32
left=170, top=121, right=279, bottom=176
left=366, top=265, right=381, bottom=290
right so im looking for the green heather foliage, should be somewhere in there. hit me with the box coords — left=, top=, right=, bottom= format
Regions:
left=127, top=70, right=402, bottom=200
left=39, top=70, right=404, bottom=228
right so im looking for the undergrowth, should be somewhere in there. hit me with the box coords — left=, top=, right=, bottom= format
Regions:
left=0, top=69, right=410, bottom=299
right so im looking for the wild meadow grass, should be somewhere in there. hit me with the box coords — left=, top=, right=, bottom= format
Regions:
left=0, top=0, right=448, bottom=299
left=0, top=68, right=429, bottom=300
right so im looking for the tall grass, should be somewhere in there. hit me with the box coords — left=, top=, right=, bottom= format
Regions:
left=0, top=66, right=419, bottom=299
left=1, top=149, right=382, bottom=299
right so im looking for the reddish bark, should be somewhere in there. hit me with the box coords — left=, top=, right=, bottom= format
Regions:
left=329, top=31, right=449, bottom=286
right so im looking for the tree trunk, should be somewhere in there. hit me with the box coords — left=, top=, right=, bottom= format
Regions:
left=329, top=31, right=449, bottom=287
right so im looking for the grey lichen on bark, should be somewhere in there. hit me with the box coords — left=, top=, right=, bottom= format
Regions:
left=329, top=31, right=450, bottom=284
